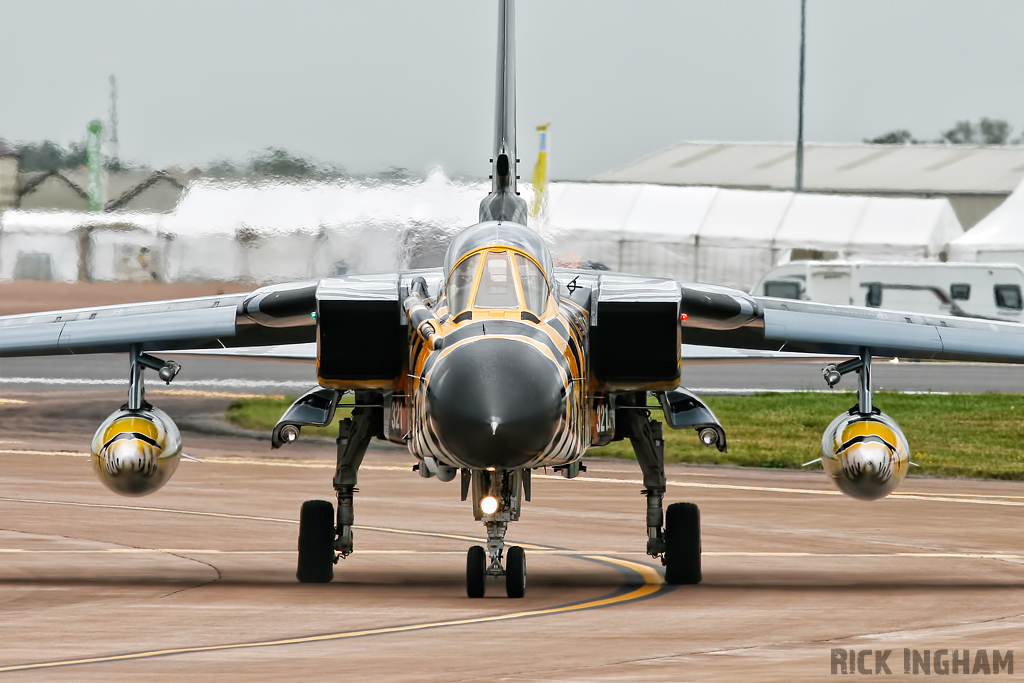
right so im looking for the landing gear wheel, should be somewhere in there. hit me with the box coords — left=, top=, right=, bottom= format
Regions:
left=467, top=545, right=487, bottom=598
left=505, top=545, right=526, bottom=598
left=664, top=502, right=701, bottom=585
left=296, top=500, right=336, bottom=583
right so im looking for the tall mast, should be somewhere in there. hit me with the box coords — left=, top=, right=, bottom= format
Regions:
left=109, top=75, right=120, bottom=165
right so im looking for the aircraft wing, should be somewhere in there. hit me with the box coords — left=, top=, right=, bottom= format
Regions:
left=164, top=342, right=847, bottom=365
left=3, top=272, right=1023, bottom=366
left=0, top=281, right=320, bottom=357
left=677, top=282, right=1024, bottom=364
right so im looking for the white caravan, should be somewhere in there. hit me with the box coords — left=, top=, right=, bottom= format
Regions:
left=753, top=261, right=1024, bottom=323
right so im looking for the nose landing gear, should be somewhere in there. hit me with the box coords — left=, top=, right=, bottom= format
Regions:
left=465, top=469, right=528, bottom=598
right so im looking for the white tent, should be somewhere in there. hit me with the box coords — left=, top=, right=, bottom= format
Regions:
left=160, top=171, right=487, bottom=282
left=948, top=179, right=1024, bottom=268
left=0, top=210, right=163, bottom=282
left=0, top=173, right=963, bottom=290
left=544, top=183, right=962, bottom=290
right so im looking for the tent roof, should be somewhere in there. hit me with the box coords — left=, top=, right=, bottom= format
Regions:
left=163, top=170, right=487, bottom=236
left=545, top=182, right=961, bottom=254
left=950, top=178, right=1024, bottom=249
left=1, top=176, right=963, bottom=259
left=595, top=141, right=1024, bottom=195
left=0, top=209, right=162, bottom=234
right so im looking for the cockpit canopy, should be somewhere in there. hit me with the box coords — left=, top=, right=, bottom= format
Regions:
left=443, top=222, right=553, bottom=317
left=443, top=221, right=553, bottom=280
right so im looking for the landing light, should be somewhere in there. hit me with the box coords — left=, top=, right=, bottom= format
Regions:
left=480, top=495, right=499, bottom=515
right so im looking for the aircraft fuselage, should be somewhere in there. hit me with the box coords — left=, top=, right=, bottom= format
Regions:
left=406, top=223, right=601, bottom=470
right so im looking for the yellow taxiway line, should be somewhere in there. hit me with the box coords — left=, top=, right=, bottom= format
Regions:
left=0, top=572, right=661, bottom=674
left=0, top=496, right=664, bottom=673
left=2, top=445, right=1023, bottom=671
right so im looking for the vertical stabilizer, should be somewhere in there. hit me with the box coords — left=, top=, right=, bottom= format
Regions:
left=480, top=0, right=528, bottom=224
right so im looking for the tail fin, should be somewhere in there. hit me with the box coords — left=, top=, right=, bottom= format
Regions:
left=479, top=0, right=528, bottom=224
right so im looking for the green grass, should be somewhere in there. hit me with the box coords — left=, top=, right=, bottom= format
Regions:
left=225, top=392, right=1024, bottom=480
left=225, top=394, right=354, bottom=440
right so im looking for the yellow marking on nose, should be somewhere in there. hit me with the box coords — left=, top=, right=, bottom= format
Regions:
left=839, top=420, right=899, bottom=449
left=103, top=416, right=160, bottom=445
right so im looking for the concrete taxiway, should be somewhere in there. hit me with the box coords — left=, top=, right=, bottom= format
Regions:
left=4, top=353, right=1024, bottom=395
left=2, top=390, right=1024, bottom=680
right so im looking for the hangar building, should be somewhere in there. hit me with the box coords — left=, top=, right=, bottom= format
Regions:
left=595, top=142, right=1024, bottom=230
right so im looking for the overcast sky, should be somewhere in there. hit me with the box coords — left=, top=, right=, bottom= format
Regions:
left=2, top=0, right=1022, bottom=180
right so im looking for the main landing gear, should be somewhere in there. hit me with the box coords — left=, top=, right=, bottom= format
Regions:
left=464, top=468, right=528, bottom=598
left=296, top=403, right=376, bottom=584
left=618, top=393, right=702, bottom=584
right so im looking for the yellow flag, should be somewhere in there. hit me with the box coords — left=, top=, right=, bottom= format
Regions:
left=530, top=122, right=550, bottom=221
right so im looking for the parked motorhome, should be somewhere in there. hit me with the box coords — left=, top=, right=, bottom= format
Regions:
left=752, top=261, right=1024, bottom=322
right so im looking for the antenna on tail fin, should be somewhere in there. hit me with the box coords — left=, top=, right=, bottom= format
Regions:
left=479, top=0, right=528, bottom=224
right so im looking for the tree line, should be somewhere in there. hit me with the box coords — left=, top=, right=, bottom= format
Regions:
left=867, top=118, right=1022, bottom=145
left=10, top=141, right=415, bottom=182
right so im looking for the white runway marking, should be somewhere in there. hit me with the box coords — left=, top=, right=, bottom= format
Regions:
left=0, top=377, right=311, bottom=389
left=1, top=378, right=960, bottom=396
left=1, top=548, right=1022, bottom=561
left=688, top=388, right=952, bottom=395
left=152, top=389, right=287, bottom=400
left=5, top=448, right=1024, bottom=508
left=0, top=548, right=651, bottom=556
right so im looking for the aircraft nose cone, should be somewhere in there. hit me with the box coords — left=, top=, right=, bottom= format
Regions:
left=426, top=338, right=565, bottom=469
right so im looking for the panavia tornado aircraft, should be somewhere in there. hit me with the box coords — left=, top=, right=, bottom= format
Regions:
left=3, top=0, right=1024, bottom=599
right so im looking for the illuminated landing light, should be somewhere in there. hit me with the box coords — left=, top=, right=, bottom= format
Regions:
left=485, top=466, right=496, bottom=471
left=480, top=495, right=499, bottom=515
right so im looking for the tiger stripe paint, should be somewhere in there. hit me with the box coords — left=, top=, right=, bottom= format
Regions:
left=821, top=411, right=910, bottom=501
left=402, top=244, right=592, bottom=470
left=89, top=407, right=183, bottom=497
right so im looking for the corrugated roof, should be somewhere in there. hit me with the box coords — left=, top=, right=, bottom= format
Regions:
left=595, top=141, right=1024, bottom=195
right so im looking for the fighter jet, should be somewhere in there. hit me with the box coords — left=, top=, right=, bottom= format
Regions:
left=3, top=0, right=1023, bottom=599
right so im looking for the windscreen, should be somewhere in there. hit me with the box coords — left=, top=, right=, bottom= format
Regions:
left=514, top=254, right=549, bottom=315
left=764, top=280, right=801, bottom=300
left=474, top=252, right=519, bottom=309
left=446, top=253, right=480, bottom=314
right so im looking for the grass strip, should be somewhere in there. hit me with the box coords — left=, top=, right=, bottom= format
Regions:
left=225, top=392, right=1024, bottom=480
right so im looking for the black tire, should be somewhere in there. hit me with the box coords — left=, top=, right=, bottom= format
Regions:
left=296, top=500, right=336, bottom=583
left=664, top=502, right=701, bottom=585
left=467, top=545, right=487, bottom=598
left=505, top=546, right=526, bottom=598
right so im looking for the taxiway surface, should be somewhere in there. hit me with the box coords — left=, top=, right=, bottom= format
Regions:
left=4, top=353, right=1024, bottom=394
left=2, top=390, right=1024, bottom=680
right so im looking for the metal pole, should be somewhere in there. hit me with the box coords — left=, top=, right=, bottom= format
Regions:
left=109, top=75, right=119, bottom=165
left=795, top=0, right=806, bottom=192
left=128, top=344, right=144, bottom=410
left=858, top=348, right=872, bottom=415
